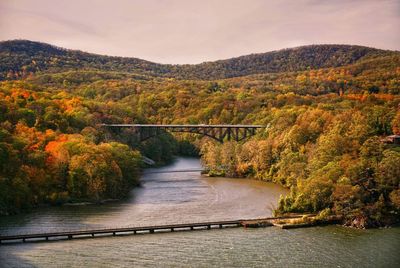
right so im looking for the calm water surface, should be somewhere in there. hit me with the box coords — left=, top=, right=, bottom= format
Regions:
left=0, top=157, right=399, bottom=267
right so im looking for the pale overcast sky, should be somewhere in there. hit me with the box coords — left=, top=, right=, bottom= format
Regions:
left=0, top=0, right=399, bottom=64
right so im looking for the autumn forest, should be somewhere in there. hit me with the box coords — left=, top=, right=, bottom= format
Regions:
left=0, top=40, right=399, bottom=228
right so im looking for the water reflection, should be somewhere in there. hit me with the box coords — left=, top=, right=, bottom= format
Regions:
left=0, top=157, right=399, bottom=267
left=0, top=157, right=287, bottom=235
left=1, top=226, right=399, bottom=267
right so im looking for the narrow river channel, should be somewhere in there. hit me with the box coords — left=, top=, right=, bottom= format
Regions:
left=0, top=157, right=399, bottom=267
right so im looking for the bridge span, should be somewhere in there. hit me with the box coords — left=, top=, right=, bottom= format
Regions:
left=0, top=215, right=309, bottom=244
left=101, top=124, right=265, bottom=142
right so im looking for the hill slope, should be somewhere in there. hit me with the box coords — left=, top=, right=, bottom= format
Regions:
left=0, top=40, right=396, bottom=80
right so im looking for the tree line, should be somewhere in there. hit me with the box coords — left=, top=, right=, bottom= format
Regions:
left=0, top=42, right=399, bottom=227
left=1, top=40, right=396, bottom=80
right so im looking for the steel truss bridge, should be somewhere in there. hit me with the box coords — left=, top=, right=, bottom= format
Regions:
left=101, top=124, right=265, bottom=143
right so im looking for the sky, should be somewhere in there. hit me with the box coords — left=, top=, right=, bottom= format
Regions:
left=0, top=0, right=399, bottom=64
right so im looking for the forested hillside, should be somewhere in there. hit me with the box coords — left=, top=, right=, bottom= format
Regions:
left=1, top=40, right=397, bottom=80
left=0, top=41, right=399, bottom=228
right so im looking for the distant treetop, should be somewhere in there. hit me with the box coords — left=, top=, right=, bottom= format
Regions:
left=0, top=39, right=397, bottom=80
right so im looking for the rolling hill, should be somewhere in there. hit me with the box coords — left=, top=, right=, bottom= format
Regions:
left=0, top=40, right=397, bottom=80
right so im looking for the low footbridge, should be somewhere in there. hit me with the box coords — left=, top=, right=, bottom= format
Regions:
left=0, top=215, right=309, bottom=244
left=101, top=124, right=265, bottom=142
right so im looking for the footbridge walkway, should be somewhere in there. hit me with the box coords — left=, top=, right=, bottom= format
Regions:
left=0, top=216, right=306, bottom=244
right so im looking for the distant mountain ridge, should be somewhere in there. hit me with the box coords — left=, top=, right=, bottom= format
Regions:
left=0, top=40, right=397, bottom=80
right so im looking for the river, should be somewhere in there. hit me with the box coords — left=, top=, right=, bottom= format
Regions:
left=0, top=157, right=399, bottom=267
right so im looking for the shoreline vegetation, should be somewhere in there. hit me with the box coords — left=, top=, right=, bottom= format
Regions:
left=240, top=213, right=342, bottom=229
left=201, top=138, right=400, bottom=230
left=204, top=171, right=399, bottom=229
left=0, top=41, right=399, bottom=229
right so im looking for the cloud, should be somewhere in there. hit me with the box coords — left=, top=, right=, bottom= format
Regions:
left=0, top=0, right=399, bottom=63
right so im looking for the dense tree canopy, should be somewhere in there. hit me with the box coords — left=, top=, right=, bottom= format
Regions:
left=0, top=41, right=399, bottom=227
left=1, top=40, right=397, bottom=80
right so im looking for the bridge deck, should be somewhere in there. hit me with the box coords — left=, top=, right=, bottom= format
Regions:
left=0, top=220, right=241, bottom=244
left=101, top=124, right=265, bottom=142
left=0, top=216, right=305, bottom=244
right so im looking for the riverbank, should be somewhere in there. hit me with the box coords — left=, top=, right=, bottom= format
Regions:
left=239, top=213, right=342, bottom=229
left=203, top=169, right=400, bottom=229
left=1, top=157, right=399, bottom=267
left=0, top=157, right=287, bottom=235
